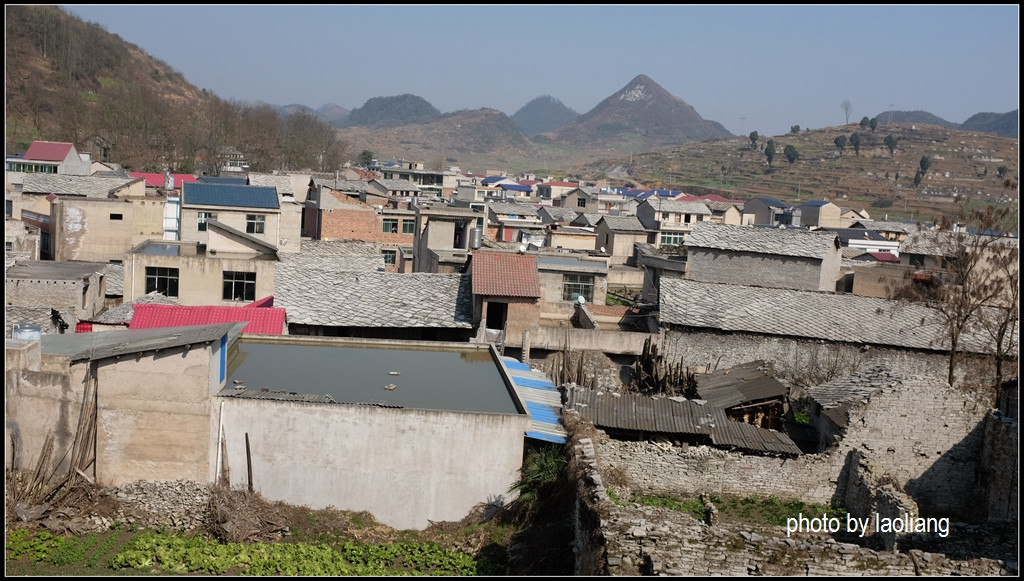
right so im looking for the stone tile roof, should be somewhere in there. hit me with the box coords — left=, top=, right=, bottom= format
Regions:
left=275, top=268, right=473, bottom=328
left=489, top=202, right=541, bottom=217
left=92, top=291, right=179, bottom=324
left=899, top=229, right=1018, bottom=256
left=685, top=222, right=839, bottom=260
left=851, top=220, right=918, bottom=234
left=806, top=365, right=901, bottom=409
left=704, top=200, right=742, bottom=213
left=6, top=305, right=70, bottom=337
left=21, top=174, right=143, bottom=198
left=101, top=263, right=124, bottom=296
left=374, top=179, right=421, bottom=192
left=315, top=179, right=372, bottom=194
left=246, top=173, right=294, bottom=194
left=572, top=213, right=604, bottom=227
left=647, top=199, right=712, bottom=215
left=471, top=251, right=540, bottom=298
left=291, top=239, right=383, bottom=259
left=599, top=215, right=647, bottom=233
left=539, top=206, right=581, bottom=224
left=658, top=278, right=994, bottom=354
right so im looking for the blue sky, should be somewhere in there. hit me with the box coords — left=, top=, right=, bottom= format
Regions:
left=63, top=5, right=1019, bottom=138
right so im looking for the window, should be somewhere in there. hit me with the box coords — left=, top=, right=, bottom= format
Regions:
left=145, top=267, right=179, bottom=298
left=660, top=232, right=685, bottom=246
left=402, top=220, right=415, bottom=234
left=562, top=274, right=594, bottom=302
left=222, top=271, right=256, bottom=301
left=382, top=218, right=398, bottom=233
left=246, top=214, right=265, bottom=234
left=382, top=249, right=397, bottom=264
left=109, top=213, right=123, bottom=221
left=576, top=198, right=587, bottom=208
left=198, top=212, right=216, bottom=231
left=684, top=214, right=692, bottom=224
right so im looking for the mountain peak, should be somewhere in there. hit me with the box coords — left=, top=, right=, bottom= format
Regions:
left=618, top=74, right=660, bottom=103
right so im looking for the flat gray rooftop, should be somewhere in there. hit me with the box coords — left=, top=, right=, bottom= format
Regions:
left=222, top=337, right=521, bottom=415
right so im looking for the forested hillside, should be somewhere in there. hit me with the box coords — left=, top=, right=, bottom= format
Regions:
left=5, top=5, right=346, bottom=173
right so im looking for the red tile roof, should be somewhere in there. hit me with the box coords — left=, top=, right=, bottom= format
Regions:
left=244, top=295, right=275, bottom=308
left=129, top=172, right=200, bottom=188
left=129, top=303, right=286, bottom=334
left=23, top=141, right=75, bottom=162
left=471, top=251, right=541, bottom=298
left=867, top=252, right=900, bottom=263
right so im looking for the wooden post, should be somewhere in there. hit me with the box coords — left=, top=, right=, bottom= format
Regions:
left=245, top=433, right=253, bottom=493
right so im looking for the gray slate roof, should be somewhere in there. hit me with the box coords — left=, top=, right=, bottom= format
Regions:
left=899, top=229, right=1018, bottom=256
left=40, top=323, right=244, bottom=361
left=275, top=265, right=472, bottom=328
left=599, top=215, right=647, bottom=233
left=489, top=202, right=541, bottom=217
left=851, top=220, right=918, bottom=235
left=805, top=365, right=902, bottom=409
left=658, top=278, right=996, bottom=354
left=21, top=174, right=143, bottom=198
left=101, top=262, right=124, bottom=296
left=315, top=179, right=372, bottom=194
left=91, top=291, right=179, bottom=324
left=645, top=199, right=713, bottom=215
left=6, top=305, right=72, bottom=337
left=538, top=206, right=580, bottom=224
left=247, top=173, right=294, bottom=194
left=685, top=222, right=839, bottom=260
left=295, top=239, right=382, bottom=257
left=374, top=179, right=421, bottom=192
left=6, top=260, right=107, bottom=281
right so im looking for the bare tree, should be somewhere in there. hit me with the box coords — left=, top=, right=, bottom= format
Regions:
left=841, top=99, right=853, bottom=125
left=888, top=202, right=1019, bottom=386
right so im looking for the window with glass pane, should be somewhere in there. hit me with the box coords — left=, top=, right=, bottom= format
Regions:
left=660, top=232, right=685, bottom=246
left=382, top=249, right=397, bottom=264
left=198, top=212, right=217, bottom=231
left=576, top=198, right=587, bottom=208
left=562, top=274, right=594, bottom=302
left=145, top=266, right=179, bottom=298
left=402, top=220, right=415, bottom=234
left=246, top=214, right=265, bottom=234
left=382, top=219, right=398, bottom=233
left=222, top=271, right=256, bottom=301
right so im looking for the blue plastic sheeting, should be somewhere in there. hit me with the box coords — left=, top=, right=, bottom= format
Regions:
left=513, top=376, right=557, bottom=390
left=503, top=361, right=532, bottom=371
left=526, top=401, right=561, bottom=425
left=526, top=431, right=567, bottom=444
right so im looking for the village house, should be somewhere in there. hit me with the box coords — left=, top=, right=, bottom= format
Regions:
left=556, top=187, right=600, bottom=213
left=537, top=206, right=579, bottom=225
left=367, top=178, right=422, bottom=199
left=8, top=141, right=92, bottom=175
left=11, top=174, right=147, bottom=260
left=536, top=180, right=581, bottom=203
left=635, top=198, right=712, bottom=249
left=545, top=223, right=597, bottom=252
left=797, top=199, right=843, bottom=228
left=412, top=202, right=484, bottom=273
left=849, top=219, right=917, bottom=242
left=593, top=215, right=648, bottom=266
left=377, top=159, right=457, bottom=197
left=468, top=251, right=542, bottom=348
left=300, top=189, right=414, bottom=272
left=743, top=196, right=801, bottom=226
left=487, top=201, right=544, bottom=245
left=683, top=222, right=843, bottom=292
left=6, top=259, right=109, bottom=329
left=180, top=181, right=300, bottom=254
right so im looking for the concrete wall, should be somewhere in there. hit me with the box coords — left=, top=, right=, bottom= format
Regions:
left=180, top=206, right=282, bottom=248
left=851, top=262, right=915, bottom=298
left=981, top=410, right=1018, bottom=520
left=507, top=325, right=656, bottom=355
left=685, top=249, right=836, bottom=292
left=124, top=250, right=277, bottom=305
left=5, top=340, right=219, bottom=487
left=217, top=397, right=529, bottom=530
left=52, top=196, right=166, bottom=263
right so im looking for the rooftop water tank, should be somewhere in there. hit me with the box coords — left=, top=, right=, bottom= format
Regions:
left=12, top=323, right=41, bottom=341
left=469, top=227, right=482, bottom=249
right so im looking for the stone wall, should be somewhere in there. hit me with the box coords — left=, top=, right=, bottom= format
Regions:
left=571, top=428, right=1014, bottom=576
left=592, top=373, right=992, bottom=520
left=981, top=409, right=1018, bottom=520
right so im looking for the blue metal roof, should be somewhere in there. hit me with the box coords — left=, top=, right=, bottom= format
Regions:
left=802, top=200, right=829, bottom=207
left=756, top=197, right=788, bottom=208
left=513, top=376, right=558, bottom=390
left=481, top=176, right=506, bottom=185
left=526, top=431, right=567, bottom=444
left=499, top=183, right=533, bottom=192
left=503, top=360, right=533, bottom=371
left=183, top=182, right=279, bottom=209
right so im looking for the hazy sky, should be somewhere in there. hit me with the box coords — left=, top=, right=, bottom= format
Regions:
left=62, top=5, right=1019, bottom=138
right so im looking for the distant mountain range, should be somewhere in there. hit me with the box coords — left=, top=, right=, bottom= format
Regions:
left=511, top=96, right=580, bottom=137
left=870, top=109, right=1018, bottom=138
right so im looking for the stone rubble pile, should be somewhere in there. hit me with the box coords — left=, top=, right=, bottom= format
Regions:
left=110, top=479, right=212, bottom=532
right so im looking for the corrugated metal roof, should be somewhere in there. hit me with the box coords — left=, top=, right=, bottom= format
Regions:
left=23, top=141, right=74, bottom=161
left=694, top=360, right=787, bottom=409
left=471, top=251, right=541, bottom=298
left=183, top=182, right=279, bottom=209
left=40, top=322, right=244, bottom=361
left=565, top=387, right=801, bottom=455
left=130, top=304, right=286, bottom=335
left=500, top=356, right=566, bottom=443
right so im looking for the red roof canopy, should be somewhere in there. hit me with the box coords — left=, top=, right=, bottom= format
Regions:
left=23, top=141, right=75, bottom=162
left=129, top=303, right=286, bottom=334
left=129, top=172, right=200, bottom=188
left=471, top=251, right=541, bottom=298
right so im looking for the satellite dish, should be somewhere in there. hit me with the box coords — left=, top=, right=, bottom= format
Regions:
left=519, top=245, right=526, bottom=253
left=600, top=246, right=606, bottom=253
left=577, top=295, right=586, bottom=304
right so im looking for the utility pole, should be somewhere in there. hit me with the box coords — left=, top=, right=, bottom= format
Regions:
left=887, top=105, right=894, bottom=125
